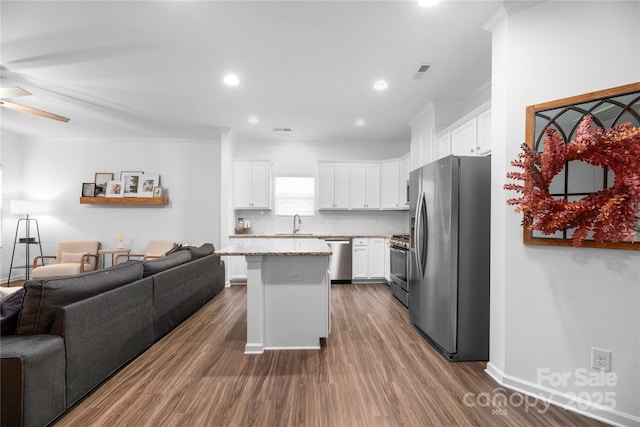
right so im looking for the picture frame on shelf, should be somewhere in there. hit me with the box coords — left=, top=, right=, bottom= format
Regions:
left=105, top=180, right=125, bottom=197
left=153, top=186, right=163, bottom=198
left=94, top=172, right=114, bottom=197
left=82, top=183, right=96, bottom=197
left=121, top=172, right=144, bottom=197
left=137, top=174, right=158, bottom=197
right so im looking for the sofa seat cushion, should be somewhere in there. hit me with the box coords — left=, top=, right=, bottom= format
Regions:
left=142, top=251, right=191, bottom=278
left=0, top=334, right=66, bottom=427
left=16, top=261, right=144, bottom=335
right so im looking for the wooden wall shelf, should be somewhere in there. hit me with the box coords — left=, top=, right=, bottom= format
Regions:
left=80, top=197, right=169, bottom=205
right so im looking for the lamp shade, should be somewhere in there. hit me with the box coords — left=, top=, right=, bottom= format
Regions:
left=10, top=199, right=46, bottom=215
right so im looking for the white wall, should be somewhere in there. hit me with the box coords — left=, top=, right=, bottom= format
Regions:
left=232, top=139, right=409, bottom=235
left=488, top=2, right=640, bottom=425
left=1, top=135, right=222, bottom=281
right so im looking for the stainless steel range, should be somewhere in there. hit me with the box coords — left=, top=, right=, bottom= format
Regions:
left=389, top=234, right=409, bottom=307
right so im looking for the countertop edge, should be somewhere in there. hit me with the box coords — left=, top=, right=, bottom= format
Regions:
left=229, top=233, right=394, bottom=239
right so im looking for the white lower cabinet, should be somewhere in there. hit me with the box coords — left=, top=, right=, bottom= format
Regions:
left=352, top=237, right=386, bottom=282
left=228, top=238, right=248, bottom=282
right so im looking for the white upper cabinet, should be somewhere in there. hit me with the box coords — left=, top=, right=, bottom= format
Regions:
left=318, top=157, right=408, bottom=211
left=351, top=163, right=380, bottom=209
left=318, top=163, right=350, bottom=209
left=234, top=161, right=272, bottom=209
left=380, top=160, right=400, bottom=209
left=476, top=108, right=492, bottom=155
left=438, top=102, right=491, bottom=158
left=381, top=158, right=409, bottom=210
left=450, top=118, right=478, bottom=156
left=435, top=132, right=452, bottom=161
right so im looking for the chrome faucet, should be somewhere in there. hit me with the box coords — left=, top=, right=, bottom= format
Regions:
left=293, top=214, right=302, bottom=235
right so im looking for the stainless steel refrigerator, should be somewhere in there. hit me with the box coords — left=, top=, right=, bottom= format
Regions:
left=409, top=155, right=490, bottom=361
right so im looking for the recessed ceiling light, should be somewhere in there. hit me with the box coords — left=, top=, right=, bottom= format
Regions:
left=248, top=116, right=259, bottom=124
left=373, top=80, right=389, bottom=91
left=417, top=0, right=440, bottom=7
left=355, top=119, right=365, bottom=126
left=223, top=73, right=240, bottom=86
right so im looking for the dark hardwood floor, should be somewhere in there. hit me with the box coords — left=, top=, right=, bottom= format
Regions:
left=54, top=284, right=605, bottom=426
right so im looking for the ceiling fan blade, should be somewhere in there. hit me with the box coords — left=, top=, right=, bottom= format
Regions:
left=0, top=100, right=70, bottom=122
left=0, top=86, right=32, bottom=98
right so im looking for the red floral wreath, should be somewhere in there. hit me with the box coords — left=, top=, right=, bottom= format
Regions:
left=504, top=115, right=640, bottom=247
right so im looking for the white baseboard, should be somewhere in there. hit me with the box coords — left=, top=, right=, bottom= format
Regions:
left=485, top=362, right=640, bottom=427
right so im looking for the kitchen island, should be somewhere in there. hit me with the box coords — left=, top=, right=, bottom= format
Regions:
left=215, top=238, right=332, bottom=354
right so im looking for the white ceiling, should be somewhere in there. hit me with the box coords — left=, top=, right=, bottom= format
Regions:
left=0, top=0, right=500, bottom=143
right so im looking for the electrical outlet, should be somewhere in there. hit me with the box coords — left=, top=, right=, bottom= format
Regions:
left=591, top=347, right=612, bottom=372
left=288, top=272, right=301, bottom=282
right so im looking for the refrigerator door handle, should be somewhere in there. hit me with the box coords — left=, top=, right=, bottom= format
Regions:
left=415, top=191, right=426, bottom=279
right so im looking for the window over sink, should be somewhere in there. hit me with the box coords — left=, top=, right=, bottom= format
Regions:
left=274, top=177, right=315, bottom=216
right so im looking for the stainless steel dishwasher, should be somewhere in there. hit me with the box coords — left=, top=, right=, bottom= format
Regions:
left=324, top=238, right=352, bottom=283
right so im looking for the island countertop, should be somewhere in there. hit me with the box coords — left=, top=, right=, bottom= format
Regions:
left=215, top=238, right=332, bottom=256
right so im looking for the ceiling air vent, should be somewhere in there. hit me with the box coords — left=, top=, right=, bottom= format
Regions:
left=413, top=64, right=432, bottom=80
left=272, top=127, right=295, bottom=138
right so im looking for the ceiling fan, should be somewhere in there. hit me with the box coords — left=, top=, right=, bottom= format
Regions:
left=0, top=86, right=70, bottom=122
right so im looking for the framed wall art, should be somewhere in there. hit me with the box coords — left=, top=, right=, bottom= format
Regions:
left=106, top=180, right=125, bottom=198
left=82, top=183, right=96, bottom=197
left=94, top=172, right=114, bottom=197
left=505, top=82, right=640, bottom=250
left=137, top=175, right=158, bottom=197
left=121, top=172, right=144, bottom=197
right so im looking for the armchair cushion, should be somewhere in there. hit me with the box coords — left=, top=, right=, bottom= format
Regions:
left=16, top=261, right=144, bottom=335
left=60, top=252, right=88, bottom=264
left=33, top=241, right=100, bottom=279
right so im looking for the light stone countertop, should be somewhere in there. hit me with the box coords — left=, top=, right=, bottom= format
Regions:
left=229, top=233, right=394, bottom=239
left=216, top=238, right=332, bottom=256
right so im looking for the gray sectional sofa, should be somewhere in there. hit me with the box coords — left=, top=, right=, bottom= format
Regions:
left=0, top=244, right=225, bottom=427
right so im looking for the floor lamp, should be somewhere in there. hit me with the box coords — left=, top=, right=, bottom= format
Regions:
left=7, top=200, right=44, bottom=284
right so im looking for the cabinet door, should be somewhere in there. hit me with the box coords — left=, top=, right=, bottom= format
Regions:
left=435, top=133, right=451, bottom=160
left=233, top=162, right=253, bottom=208
left=476, top=109, right=492, bottom=155
left=451, top=118, right=478, bottom=156
left=368, top=238, right=386, bottom=279
left=400, top=155, right=410, bottom=208
left=318, top=163, right=337, bottom=209
left=352, top=245, right=369, bottom=280
left=364, top=164, right=380, bottom=208
left=384, top=238, right=390, bottom=282
left=229, top=256, right=247, bottom=282
left=380, top=161, right=400, bottom=209
left=333, top=163, right=350, bottom=209
left=250, top=162, right=271, bottom=209
left=350, top=164, right=367, bottom=208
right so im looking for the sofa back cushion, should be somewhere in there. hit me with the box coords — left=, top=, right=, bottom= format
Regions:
left=142, top=251, right=191, bottom=278
left=16, top=261, right=144, bottom=335
left=0, top=288, right=25, bottom=335
left=178, top=243, right=215, bottom=260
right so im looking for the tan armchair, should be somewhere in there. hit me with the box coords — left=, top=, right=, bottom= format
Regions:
left=115, top=240, right=177, bottom=265
left=32, top=241, right=100, bottom=279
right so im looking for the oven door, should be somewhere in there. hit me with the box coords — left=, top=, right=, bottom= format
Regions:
left=389, top=247, right=408, bottom=284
